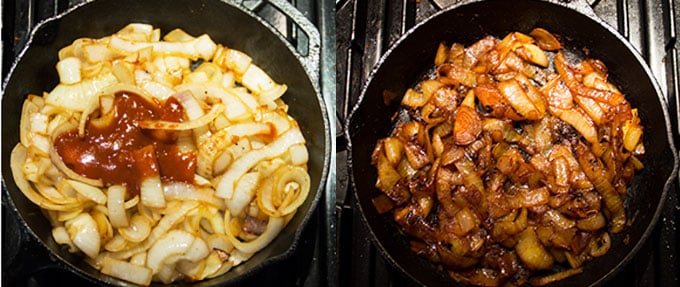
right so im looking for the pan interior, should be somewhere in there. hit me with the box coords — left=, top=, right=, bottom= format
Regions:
left=1, top=0, right=328, bottom=286
left=348, top=0, right=676, bottom=286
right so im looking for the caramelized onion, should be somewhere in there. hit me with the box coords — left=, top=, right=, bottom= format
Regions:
left=372, top=29, right=643, bottom=286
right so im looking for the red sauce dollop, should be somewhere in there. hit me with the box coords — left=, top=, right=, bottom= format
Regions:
left=54, top=91, right=196, bottom=197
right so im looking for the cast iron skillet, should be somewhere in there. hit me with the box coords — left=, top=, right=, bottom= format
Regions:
left=1, top=0, right=330, bottom=286
left=346, top=0, right=678, bottom=286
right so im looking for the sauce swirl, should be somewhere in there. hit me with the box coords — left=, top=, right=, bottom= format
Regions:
left=54, top=91, right=196, bottom=197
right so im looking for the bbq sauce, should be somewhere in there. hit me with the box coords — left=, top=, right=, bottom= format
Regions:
left=54, top=91, right=196, bottom=197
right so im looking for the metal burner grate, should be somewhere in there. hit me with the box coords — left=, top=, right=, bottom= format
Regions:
left=336, top=0, right=679, bottom=286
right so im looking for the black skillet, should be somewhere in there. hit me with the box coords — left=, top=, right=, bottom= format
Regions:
left=1, top=0, right=330, bottom=286
left=346, top=0, right=679, bottom=286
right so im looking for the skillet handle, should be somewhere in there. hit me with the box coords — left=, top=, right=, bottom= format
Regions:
left=266, top=0, right=322, bottom=79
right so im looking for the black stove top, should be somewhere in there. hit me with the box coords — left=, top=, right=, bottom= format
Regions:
left=1, top=0, right=337, bottom=286
left=336, top=0, right=679, bottom=286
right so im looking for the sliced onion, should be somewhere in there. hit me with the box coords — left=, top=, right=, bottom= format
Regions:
left=130, top=252, right=147, bottom=266
left=226, top=172, right=260, bottom=217
left=199, top=251, right=229, bottom=280
left=101, top=257, right=153, bottom=286
left=52, top=226, right=78, bottom=252
left=109, top=34, right=216, bottom=60
left=574, top=95, right=606, bottom=125
left=20, top=96, right=42, bottom=147
left=29, top=109, right=49, bottom=135
left=240, top=64, right=277, bottom=94
left=124, top=195, right=140, bottom=209
left=228, top=249, right=254, bottom=266
left=104, top=234, right=128, bottom=252
left=139, top=103, right=223, bottom=130
left=259, top=84, right=287, bottom=104
left=119, top=214, right=152, bottom=243
left=163, top=182, right=223, bottom=207
left=107, top=185, right=128, bottom=228
left=140, top=177, right=165, bottom=208
left=35, top=183, right=77, bottom=205
left=225, top=122, right=273, bottom=138
left=623, top=123, right=643, bottom=152
left=66, top=213, right=101, bottom=259
left=516, top=228, right=554, bottom=270
left=227, top=87, right=259, bottom=110
left=45, top=72, right=118, bottom=112
left=11, top=145, right=81, bottom=211
left=66, top=179, right=106, bottom=204
left=223, top=212, right=285, bottom=254
left=289, top=144, right=309, bottom=165
left=109, top=201, right=198, bottom=260
left=260, top=110, right=292, bottom=136
left=146, top=229, right=194, bottom=273
left=177, top=259, right=207, bottom=280
left=216, top=127, right=306, bottom=199
left=221, top=48, right=252, bottom=75
left=552, top=107, right=598, bottom=144
left=213, top=151, right=233, bottom=176
left=155, top=263, right=182, bottom=284
left=174, top=90, right=205, bottom=120
left=58, top=207, right=85, bottom=222
left=498, top=79, right=541, bottom=120
left=92, top=209, right=114, bottom=242
left=183, top=237, right=210, bottom=262
left=102, top=83, right=157, bottom=105
left=50, top=148, right=104, bottom=188
left=206, top=234, right=234, bottom=253
left=257, top=166, right=310, bottom=217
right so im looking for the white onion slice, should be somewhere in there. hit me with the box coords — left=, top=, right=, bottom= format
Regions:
left=174, top=90, right=205, bottom=120
left=223, top=213, right=284, bottom=254
left=140, top=177, right=165, bottom=208
left=289, top=144, right=309, bottom=165
left=124, top=195, right=139, bottom=209
left=183, top=237, right=210, bottom=262
left=206, top=234, right=234, bottom=253
left=225, top=172, right=260, bottom=217
left=101, top=257, right=153, bottom=286
left=45, top=72, right=117, bottom=112
left=216, top=127, right=305, bottom=199
left=118, top=214, right=152, bottom=243
left=104, top=234, right=128, bottom=252
left=227, top=87, right=259, bottom=110
left=163, top=182, right=223, bottom=207
left=225, top=122, right=272, bottom=137
left=107, top=185, right=128, bottom=228
left=11, top=145, right=81, bottom=211
left=240, top=64, right=276, bottom=94
left=49, top=145, right=104, bottom=187
left=66, top=213, right=101, bottom=259
left=257, top=166, right=310, bottom=217
left=52, top=226, right=78, bottom=252
left=177, top=259, right=206, bottom=280
left=221, top=48, right=251, bottom=75
left=138, top=103, right=224, bottom=130
left=109, top=201, right=198, bottom=260
left=130, top=252, right=147, bottom=266
left=66, top=179, right=106, bottom=204
left=146, top=230, right=194, bottom=273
